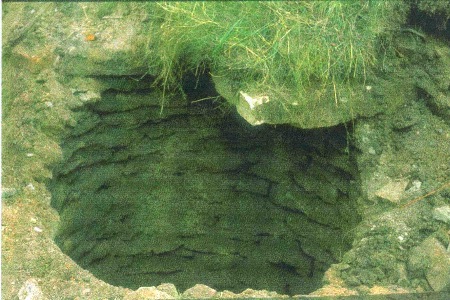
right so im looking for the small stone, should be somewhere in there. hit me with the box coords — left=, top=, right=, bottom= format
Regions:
left=375, top=179, right=409, bottom=203
left=124, top=286, right=174, bottom=300
left=18, top=278, right=43, bottom=300
left=45, top=101, right=53, bottom=108
left=433, top=206, right=450, bottom=224
left=412, top=180, right=421, bottom=189
left=182, top=284, right=217, bottom=299
left=426, top=241, right=450, bottom=291
left=156, top=283, right=178, bottom=297
left=239, top=288, right=281, bottom=298
left=239, top=91, right=269, bottom=110
left=26, top=183, right=35, bottom=191
left=409, top=237, right=450, bottom=291
left=26, top=153, right=34, bottom=157
left=79, top=91, right=101, bottom=103
left=407, top=180, right=422, bottom=193
left=33, top=227, right=43, bottom=233
left=368, top=147, right=376, bottom=155
left=82, top=288, right=91, bottom=295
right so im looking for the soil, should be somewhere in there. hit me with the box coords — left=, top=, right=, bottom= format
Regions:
left=2, top=2, right=450, bottom=299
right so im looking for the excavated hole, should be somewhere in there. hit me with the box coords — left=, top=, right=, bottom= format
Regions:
left=407, top=3, right=450, bottom=38
left=49, top=74, right=362, bottom=296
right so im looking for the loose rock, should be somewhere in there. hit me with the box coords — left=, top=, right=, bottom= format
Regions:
left=182, top=284, right=217, bottom=299
left=375, top=179, right=409, bottom=203
left=156, top=283, right=178, bottom=298
left=239, top=288, right=285, bottom=298
left=18, top=278, right=44, bottom=300
left=124, top=286, right=174, bottom=300
left=433, top=206, right=450, bottom=224
left=408, top=237, right=450, bottom=291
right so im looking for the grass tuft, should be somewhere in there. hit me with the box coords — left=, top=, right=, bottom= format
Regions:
left=146, top=1, right=407, bottom=108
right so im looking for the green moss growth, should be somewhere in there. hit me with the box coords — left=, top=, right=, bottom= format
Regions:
left=146, top=1, right=407, bottom=109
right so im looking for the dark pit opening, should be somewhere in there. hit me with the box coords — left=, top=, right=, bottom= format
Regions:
left=49, top=74, right=362, bottom=296
left=407, top=3, right=450, bottom=39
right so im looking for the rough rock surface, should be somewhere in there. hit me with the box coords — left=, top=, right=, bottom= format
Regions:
left=182, top=284, right=217, bottom=299
left=124, top=287, right=174, bottom=300
left=408, top=237, right=450, bottom=292
left=18, top=278, right=44, bottom=300
left=49, top=75, right=361, bottom=295
left=433, top=206, right=450, bottom=224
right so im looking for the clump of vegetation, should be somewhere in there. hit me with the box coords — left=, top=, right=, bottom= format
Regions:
left=146, top=1, right=407, bottom=108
